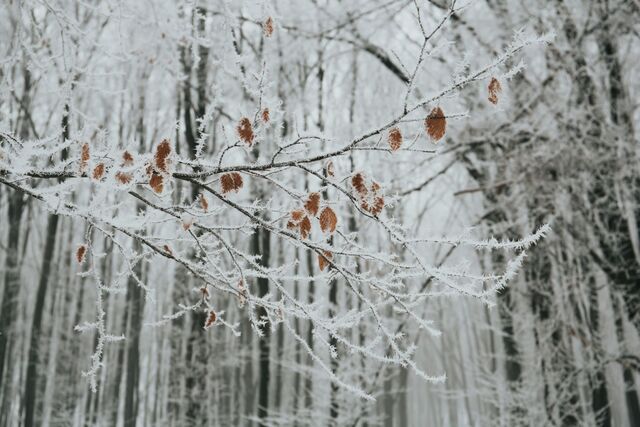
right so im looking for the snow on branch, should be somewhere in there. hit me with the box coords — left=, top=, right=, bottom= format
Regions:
left=0, top=3, right=551, bottom=400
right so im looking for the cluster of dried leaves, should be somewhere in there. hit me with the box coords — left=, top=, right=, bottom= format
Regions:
left=70, top=70, right=506, bottom=331
left=286, top=209, right=312, bottom=239
left=286, top=192, right=338, bottom=240
left=80, top=142, right=137, bottom=185
left=146, top=139, right=173, bottom=193
left=351, top=172, right=384, bottom=216
left=115, top=151, right=135, bottom=184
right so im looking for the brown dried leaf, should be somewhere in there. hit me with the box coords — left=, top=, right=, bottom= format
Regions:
left=371, top=196, right=385, bottom=216
left=163, top=245, right=173, bottom=256
left=319, top=207, right=337, bottom=234
left=304, top=192, right=321, bottom=216
left=388, top=127, right=402, bottom=151
left=220, top=174, right=233, bottom=193
left=261, top=108, right=270, bottom=123
left=299, top=215, right=311, bottom=239
left=80, top=143, right=90, bottom=173
left=199, top=194, right=209, bottom=212
left=115, top=171, right=132, bottom=184
left=325, top=161, right=335, bottom=177
left=221, top=173, right=243, bottom=193
left=290, top=209, right=305, bottom=222
left=92, top=163, right=105, bottom=180
left=425, top=106, right=446, bottom=142
left=205, top=310, right=217, bottom=328
left=237, top=117, right=255, bottom=145
left=318, top=250, right=333, bottom=271
left=488, top=77, right=502, bottom=105
left=263, top=16, right=274, bottom=37
left=200, top=286, right=210, bottom=299
left=76, top=245, right=87, bottom=264
left=182, top=218, right=193, bottom=231
left=231, top=172, right=243, bottom=190
left=122, top=150, right=134, bottom=166
left=154, top=139, right=172, bottom=173
left=351, top=173, right=368, bottom=197
left=149, top=173, right=164, bottom=193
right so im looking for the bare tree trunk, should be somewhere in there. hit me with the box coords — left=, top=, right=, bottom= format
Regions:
left=273, top=245, right=285, bottom=415
left=23, top=213, right=59, bottom=427
left=123, top=241, right=145, bottom=427
left=23, top=87, right=72, bottom=426
left=123, top=72, right=149, bottom=427
left=256, top=226, right=271, bottom=426
left=594, top=5, right=640, bottom=423
left=0, top=66, right=30, bottom=427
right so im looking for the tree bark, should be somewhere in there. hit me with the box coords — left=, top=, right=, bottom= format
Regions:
left=23, top=213, right=59, bottom=427
left=123, top=241, right=145, bottom=427
left=256, top=226, right=271, bottom=426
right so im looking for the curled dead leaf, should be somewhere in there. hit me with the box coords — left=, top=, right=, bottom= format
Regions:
left=199, top=193, right=209, bottom=212
left=263, top=17, right=274, bottom=37
left=351, top=173, right=368, bottom=197
left=154, top=139, right=172, bottom=173
left=318, top=250, right=333, bottom=271
left=205, top=310, right=217, bottom=328
left=304, top=192, right=321, bottom=216
left=488, top=77, right=502, bottom=105
left=80, top=143, right=90, bottom=173
left=325, top=161, right=335, bottom=177
left=149, top=173, right=164, bottom=193
left=122, top=150, right=134, bottom=166
left=425, top=106, right=446, bottom=142
left=115, top=171, right=132, bottom=184
left=388, top=127, right=402, bottom=151
left=319, top=207, right=337, bottom=234
left=92, top=163, right=105, bottom=181
left=76, top=245, right=87, bottom=264
left=221, top=172, right=243, bottom=193
left=299, top=215, right=311, bottom=239
left=371, top=196, right=385, bottom=216
left=290, top=209, right=305, bottom=222
left=237, top=117, right=254, bottom=145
